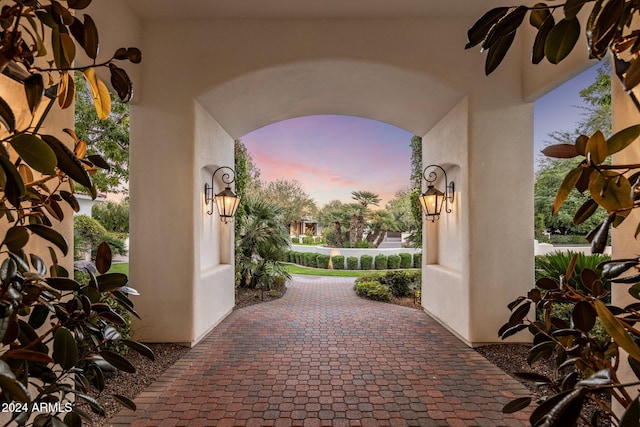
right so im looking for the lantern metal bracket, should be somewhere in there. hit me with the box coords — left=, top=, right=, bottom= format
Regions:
left=204, top=166, right=238, bottom=221
left=421, top=164, right=455, bottom=222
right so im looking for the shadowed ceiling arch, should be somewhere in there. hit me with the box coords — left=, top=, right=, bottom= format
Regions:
left=196, top=59, right=465, bottom=138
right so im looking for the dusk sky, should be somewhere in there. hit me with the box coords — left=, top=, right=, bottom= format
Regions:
left=242, top=63, right=602, bottom=209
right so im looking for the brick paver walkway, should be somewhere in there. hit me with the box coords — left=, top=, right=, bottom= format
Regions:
left=108, top=276, right=530, bottom=426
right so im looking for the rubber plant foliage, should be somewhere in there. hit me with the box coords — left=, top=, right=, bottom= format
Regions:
left=467, top=1, right=640, bottom=426
left=0, top=1, right=151, bottom=425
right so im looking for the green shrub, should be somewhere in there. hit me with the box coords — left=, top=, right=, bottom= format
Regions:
left=308, top=253, right=320, bottom=267
left=291, top=236, right=300, bottom=244
left=286, top=251, right=295, bottom=262
left=316, top=255, right=330, bottom=269
left=354, top=240, right=369, bottom=248
left=102, top=233, right=127, bottom=256
left=75, top=215, right=125, bottom=260
left=379, top=271, right=410, bottom=297
left=295, top=252, right=303, bottom=264
left=535, top=251, right=611, bottom=299
left=360, top=255, right=373, bottom=270
left=303, top=252, right=312, bottom=266
left=399, top=253, right=412, bottom=269
left=406, top=270, right=422, bottom=286
left=387, top=254, right=401, bottom=269
left=332, top=255, right=345, bottom=270
left=354, top=281, right=390, bottom=301
left=375, top=254, right=388, bottom=270
left=354, top=272, right=384, bottom=285
left=347, top=256, right=359, bottom=270
left=413, top=252, right=422, bottom=268
left=549, top=234, right=590, bottom=245
left=302, top=236, right=314, bottom=245
left=92, top=199, right=129, bottom=233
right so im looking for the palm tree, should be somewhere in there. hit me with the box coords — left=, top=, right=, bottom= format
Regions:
left=236, top=197, right=291, bottom=288
left=351, top=190, right=381, bottom=211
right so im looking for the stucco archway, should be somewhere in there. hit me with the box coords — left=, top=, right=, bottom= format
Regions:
left=85, top=0, right=597, bottom=347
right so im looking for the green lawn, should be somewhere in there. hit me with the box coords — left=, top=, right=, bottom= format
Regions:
left=108, top=262, right=129, bottom=275
left=284, top=263, right=419, bottom=277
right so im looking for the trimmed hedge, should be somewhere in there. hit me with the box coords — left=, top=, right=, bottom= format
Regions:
left=399, top=253, right=412, bottom=269
left=375, top=254, right=388, bottom=270
left=347, top=256, right=358, bottom=270
left=354, top=281, right=390, bottom=301
left=331, top=255, right=345, bottom=270
left=413, top=252, right=422, bottom=268
left=380, top=271, right=410, bottom=297
left=317, top=255, right=330, bottom=269
left=360, top=255, right=373, bottom=270
left=387, top=254, right=401, bottom=269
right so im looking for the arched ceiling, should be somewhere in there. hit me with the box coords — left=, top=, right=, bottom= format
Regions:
left=196, top=60, right=464, bottom=138
left=123, top=0, right=514, bottom=20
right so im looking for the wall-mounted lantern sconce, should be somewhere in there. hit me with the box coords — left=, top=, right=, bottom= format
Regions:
left=419, top=165, right=455, bottom=223
left=204, top=166, right=240, bottom=223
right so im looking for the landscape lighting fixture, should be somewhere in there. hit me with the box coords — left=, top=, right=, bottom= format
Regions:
left=204, top=166, right=240, bottom=223
left=419, top=165, right=454, bottom=222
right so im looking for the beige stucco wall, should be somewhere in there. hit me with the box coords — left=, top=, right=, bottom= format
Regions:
left=88, top=0, right=594, bottom=345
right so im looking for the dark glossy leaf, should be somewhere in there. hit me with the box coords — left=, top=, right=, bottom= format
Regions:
left=109, top=64, right=133, bottom=102
left=103, top=326, right=121, bottom=341
left=111, top=394, right=137, bottom=411
left=82, top=14, right=99, bottom=59
left=97, top=273, right=127, bottom=292
left=29, top=253, right=46, bottom=276
left=26, top=224, right=69, bottom=256
left=96, top=242, right=112, bottom=274
left=503, top=397, right=531, bottom=414
left=629, top=283, right=640, bottom=300
left=530, top=3, right=551, bottom=29
left=46, top=277, right=80, bottom=291
left=63, top=412, right=82, bottom=427
left=572, top=301, right=596, bottom=333
left=485, top=31, right=516, bottom=75
left=553, top=167, right=582, bottom=215
left=590, top=216, right=612, bottom=254
left=608, top=124, right=640, bottom=155
left=564, top=0, right=586, bottom=20
left=577, top=369, right=611, bottom=387
left=67, top=0, right=92, bottom=9
left=573, top=198, right=598, bottom=226
left=615, top=274, right=640, bottom=284
left=581, top=269, right=598, bottom=290
left=89, top=363, right=105, bottom=391
left=624, top=57, right=640, bottom=92
left=28, top=305, right=50, bottom=329
left=0, top=155, right=25, bottom=208
left=537, top=277, right=559, bottom=290
left=528, top=288, right=542, bottom=303
left=592, top=280, right=604, bottom=298
left=60, top=190, right=80, bottom=212
left=0, top=360, right=29, bottom=403
left=528, top=341, right=555, bottom=366
left=595, top=299, right=640, bottom=361
left=122, top=340, right=155, bottom=360
left=576, top=167, right=594, bottom=193
left=513, top=371, right=552, bottom=383
left=41, top=135, right=92, bottom=189
left=86, top=155, right=111, bottom=171
left=127, top=47, right=142, bottom=63
left=99, top=350, right=135, bottom=373
left=23, top=73, right=44, bottom=114
left=44, top=198, right=64, bottom=222
left=2, top=226, right=29, bottom=252
left=591, top=0, right=624, bottom=58
left=628, top=356, right=640, bottom=381
left=566, top=254, right=579, bottom=280
left=508, top=296, right=526, bottom=311
left=491, top=6, right=527, bottom=38
left=4, top=348, right=54, bottom=364
left=69, top=16, right=84, bottom=47
left=545, top=17, right=580, bottom=64
left=501, top=323, right=528, bottom=339
left=620, top=397, right=640, bottom=427
left=509, top=301, right=531, bottom=326
left=544, top=389, right=585, bottom=427
left=532, top=14, right=555, bottom=64
left=113, top=47, right=129, bottom=60
left=53, top=327, right=77, bottom=370
left=467, top=7, right=510, bottom=48
left=57, top=71, right=75, bottom=109
left=98, top=310, right=126, bottom=326
left=575, top=134, right=588, bottom=155
left=0, top=96, right=16, bottom=133
left=76, top=393, right=105, bottom=416
left=541, top=144, right=578, bottom=158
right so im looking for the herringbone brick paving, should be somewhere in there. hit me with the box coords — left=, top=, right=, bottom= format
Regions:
left=108, top=275, right=530, bottom=426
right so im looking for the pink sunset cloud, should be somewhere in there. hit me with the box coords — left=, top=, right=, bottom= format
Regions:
left=242, top=115, right=414, bottom=207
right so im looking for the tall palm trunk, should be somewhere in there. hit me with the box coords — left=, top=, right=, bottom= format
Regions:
left=355, top=215, right=364, bottom=243
left=367, top=224, right=380, bottom=244
left=335, top=221, right=344, bottom=247
left=374, top=228, right=387, bottom=248
left=349, top=214, right=357, bottom=248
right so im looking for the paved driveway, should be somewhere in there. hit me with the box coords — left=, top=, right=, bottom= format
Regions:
left=108, top=275, right=530, bottom=426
